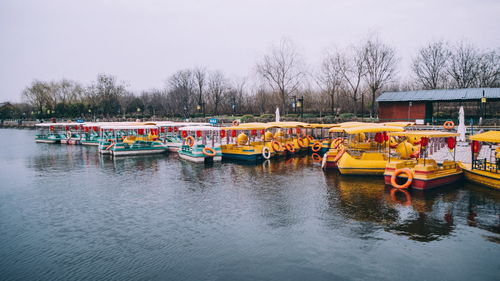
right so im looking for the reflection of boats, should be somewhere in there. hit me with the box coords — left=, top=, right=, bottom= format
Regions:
left=98, top=125, right=167, bottom=156
left=35, top=123, right=63, bottom=143
left=385, top=131, right=462, bottom=190
left=459, top=131, right=500, bottom=190
left=337, top=125, right=405, bottom=175
left=178, top=126, right=222, bottom=163
left=324, top=173, right=458, bottom=242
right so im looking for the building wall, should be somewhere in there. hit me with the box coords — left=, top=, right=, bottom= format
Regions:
left=378, top=101, right=426, bottom=121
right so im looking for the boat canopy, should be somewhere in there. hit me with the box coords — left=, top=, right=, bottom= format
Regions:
left=222, top=125, right=268, bottom=130
left=382, top=122, right=415, bottom=127
left=156, top=122, right=212, bottom=127
left=82, top=122, right=137, bottom=127
left=36, top=123, right=59, bottom=127
left=141, top=121, right=173, bottom=125
left=328, top=127, right=347, bottom=133
left=389, top=131, right=459, bottom=138
left=100, top=125, right=159, bottom=130
left=35, top=122, right=84, bottom=127
left=179, top=126, right=220, bottom=131
left=338, top=122, right=370, bottom=128
left=308, top=124, right=337, bottom=128
left=344, top=125, right=404, bottom=134
left=469, top=131, right=500, bottom=143
left=266, top=121, right=310, bottom=128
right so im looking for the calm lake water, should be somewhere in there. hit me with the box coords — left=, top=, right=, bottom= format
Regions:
left=0, top=128, right=499, bottom=281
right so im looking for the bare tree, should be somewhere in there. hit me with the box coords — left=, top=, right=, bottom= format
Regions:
left=55, top=79, right=84, bottom=104
left=335, top=46, right=366, bottom=116
left=88, top=74, right=127, bottom=116
left=318, top=50, right=344, bottom=115
left=22, top=80, right=55, bottom=113
left=256, top=39, right=304, bottom=114
left=207, top=71, right=228, bottom=115
left=476, top=50, right=500, bottom=87
left=448, top=42, right=480, bottom=88
left=252, top=88, right=270, bottom=115
left=412, top=41, right=450, bottom=90
left=226, top=77, right=247, bottom=114
left=363, top=38, right=398, bottom=117
left=167, top=70, right=194, bottom=118
left=193, top=68, right=207, bottom=115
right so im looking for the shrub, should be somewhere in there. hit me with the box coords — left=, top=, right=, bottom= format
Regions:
left=301, top=113, right=317, bottom=118
left=241, top=114, right=254, bottom=122
left=258, top=114, right=274, bottom=122
left=339, top=113, right=355, bottom=120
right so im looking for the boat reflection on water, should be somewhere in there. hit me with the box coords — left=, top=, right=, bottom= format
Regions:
left=322, top=167, right=499, bottom=242
left=30, top=148, right=499, bottom=244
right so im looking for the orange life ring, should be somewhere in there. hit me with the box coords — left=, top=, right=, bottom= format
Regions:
left=332, top=147, right=345, bottom=162
left=297, top=137, right=306, bottom=148
left=443, top=121, right=455, bottom=130
left=232, top=120, right=240, bottom=126
left=105, top=141, right=115, bottom=151
left=311, top=153, right=322, bottom=162
left=390, top=188, right=412, bottom=206
left=202, top=147, right=217, bottom=157
left=311, top=141, right=322, bottom=152
left=271, top=140, right=283, bottom=152
left=390, top=168, right=413, bottom=189
left=306, top=135, right=314, bottom=141
left=185, top=136, right=195, bottom=147
left=332, top=138, right=343, bottom=149
left=285, top=142, right=295, bottom=153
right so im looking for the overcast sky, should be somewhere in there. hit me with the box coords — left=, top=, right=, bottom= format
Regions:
left=1, top=0, right=499, bottom=102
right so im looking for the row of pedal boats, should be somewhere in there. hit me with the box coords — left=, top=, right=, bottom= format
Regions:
left=35, top=121, right=500, bottom=191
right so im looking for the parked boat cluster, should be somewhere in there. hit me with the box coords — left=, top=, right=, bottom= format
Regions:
left=35, top=121, right=500, bottom=191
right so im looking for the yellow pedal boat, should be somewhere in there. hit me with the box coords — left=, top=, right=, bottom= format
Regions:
left=335, top=125, right=405, bottom=175
left=458, top=131, right=500, bottom=190
left=384, top=131, right=462, bottom=190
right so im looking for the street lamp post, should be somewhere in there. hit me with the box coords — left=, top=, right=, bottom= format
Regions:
left=290, top=95, right=297, bottom=114
left=408, top=101, right=412, bottom=121
left=297, top=96, right=303, bottom=118
left=481, top=90, right=486, bottom=120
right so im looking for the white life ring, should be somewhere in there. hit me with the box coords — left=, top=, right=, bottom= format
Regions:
left=66, top=131, right=72, bottom=139
left=262, top=146, right=271, bottom=159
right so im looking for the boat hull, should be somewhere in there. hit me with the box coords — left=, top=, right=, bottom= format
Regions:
left=337, top=152, right=387, bottom=175
left=67, top=139, right=81, bottom=145
left=459, top=162, right=500, bottom=190
left=111, top=148, right=167, bottom=156
left=384, top=172, right=462, bottom=190
left=81, top=140, right=100, bottom=146
left=35, top=139, right=58, bottom=144
left=178, top=152, right=222, bottom=163
left=222, top=153, right=264, bottom=162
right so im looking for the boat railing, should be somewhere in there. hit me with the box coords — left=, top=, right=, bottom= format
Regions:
left=472, top=158, right=499, bottom=174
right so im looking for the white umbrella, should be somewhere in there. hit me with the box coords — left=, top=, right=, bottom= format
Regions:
left=457, top=106, right=466, bottom=142
left=275, top=107, right=280, bottom=122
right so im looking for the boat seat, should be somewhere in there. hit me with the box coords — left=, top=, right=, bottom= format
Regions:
left=415, top=159, right=438, bottom=172
left=360, top=153, right=386, bottom=161
left=442, top=160, right=457, bottom=170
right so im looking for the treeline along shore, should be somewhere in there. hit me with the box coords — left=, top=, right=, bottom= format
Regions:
left=1, top=38, right=499, bottom=121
